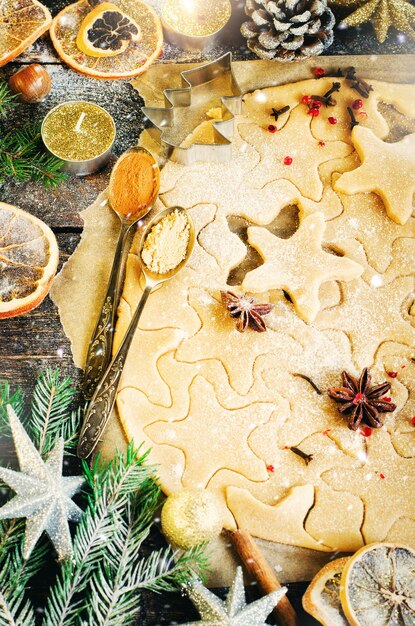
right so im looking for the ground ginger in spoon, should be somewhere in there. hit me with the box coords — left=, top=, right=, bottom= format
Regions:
left=141, top=209, right=190, bottom=274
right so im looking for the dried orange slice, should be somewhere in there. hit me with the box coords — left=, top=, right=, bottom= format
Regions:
left=341, top=543, right=415, bottom=626
left=76, top=2, right=141, bottom=58
left=0, top=0, right=52, bottom=68
left=50, top=0, right=163, bottom=80
left=0, top=203, right=59, bottom=319
left=303, top=557, right=350, bottom=626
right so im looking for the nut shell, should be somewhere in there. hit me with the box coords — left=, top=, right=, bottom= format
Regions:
left=9, top=64, right=51, bottom=103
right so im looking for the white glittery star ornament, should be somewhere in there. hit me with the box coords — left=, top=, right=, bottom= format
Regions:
left=182, top=566, right=287, bottom=625
left=0, top=405, right=84, bottom=560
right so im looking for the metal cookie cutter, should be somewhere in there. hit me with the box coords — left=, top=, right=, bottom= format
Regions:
left=143, top=52, right=242, bottom=165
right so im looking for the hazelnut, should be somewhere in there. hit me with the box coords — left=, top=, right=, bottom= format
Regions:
left=8, top=64, right=51, bottom=103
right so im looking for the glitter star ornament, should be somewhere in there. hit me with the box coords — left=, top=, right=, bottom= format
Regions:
left=182, top=566, right=287, bottom=625
left=330, top=0, right=415, bottom=42
left=0, top=405, right=84, bottom=560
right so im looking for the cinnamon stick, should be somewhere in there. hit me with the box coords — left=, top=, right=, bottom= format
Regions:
left=229, top=529, right=298, bottom=626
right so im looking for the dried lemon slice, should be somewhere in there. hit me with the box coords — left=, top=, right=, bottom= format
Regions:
left=0, top=203, right=59, bottom=319
left=341, top=543, right=415, bottom=626
left=76, top=2, right=141, bottom=58
left=303, top=557, right=350, bottom=626
left=50, top=0, right=163, bottom=80
left=0, top=0, right=52, bottom=68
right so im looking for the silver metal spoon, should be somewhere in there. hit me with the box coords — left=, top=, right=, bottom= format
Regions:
left=77, top=206, right=195, bottom=459
left=82, top=147, right=160, bottom=400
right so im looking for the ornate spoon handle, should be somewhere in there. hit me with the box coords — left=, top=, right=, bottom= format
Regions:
left=83, top=221, right=132, bottom=400
left=78, top=285, right=152, bottom=459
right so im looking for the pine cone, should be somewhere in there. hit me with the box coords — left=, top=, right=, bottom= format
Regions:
left=241, top=0, right=335, bottom=62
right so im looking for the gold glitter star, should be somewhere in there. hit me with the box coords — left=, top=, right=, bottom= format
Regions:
left=330, top=0, right=415, bottom=42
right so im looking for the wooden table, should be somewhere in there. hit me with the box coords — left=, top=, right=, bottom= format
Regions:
left=1, top=1, right=414, bottom=623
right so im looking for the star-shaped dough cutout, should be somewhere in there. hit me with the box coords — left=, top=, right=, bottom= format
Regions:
left=242, top=213, right=363, bottom=323
left=0, top=406, right=84, bottom=560
left=145, top=376, right=274, bottom=487
left=238, top=105, right=353, bottom=201
left=316, top=276, right=415, bottom=370
left=326, top=174, right=415, bottom=274
left=335, top=126, right=415, bottom=225
left=176, top=289, right=302, bottom=394
left=323, top=430, right=415, bottom=544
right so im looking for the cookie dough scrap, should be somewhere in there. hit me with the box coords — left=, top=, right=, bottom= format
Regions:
left=145, top=376, right=274, bottom=487
left=227, top=484, right=332, bottom=551
left=242, top=78, right=391, bottom=143
left=316, top=276, right=415, bottom=370
left=376, top=351, right=415, bottom=458
left=323, top=430, right=415, bottom=545
left=238, top=105, right=353, bottom=200
left=242, top=213, right=363, bottom=323
left=335, top=126, right=415, bottom=225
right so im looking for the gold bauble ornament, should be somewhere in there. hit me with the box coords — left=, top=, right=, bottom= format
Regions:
left=330, top=0, right=415, bottom=42
left=161, top=489, right=223, bottom=549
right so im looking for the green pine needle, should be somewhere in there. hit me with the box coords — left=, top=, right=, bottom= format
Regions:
left=0, top=81, right=17, bottom=120
left=29, top=369, right=81, bottom=455
left=0, top=382, right=24, bottom=438
left=0, top=124, right=68, bottom=188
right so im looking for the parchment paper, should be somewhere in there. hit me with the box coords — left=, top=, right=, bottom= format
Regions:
left=51, top=55, right=415, bottom=586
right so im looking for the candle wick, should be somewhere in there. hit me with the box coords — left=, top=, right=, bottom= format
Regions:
left=75, top=112, right=86, bottom=133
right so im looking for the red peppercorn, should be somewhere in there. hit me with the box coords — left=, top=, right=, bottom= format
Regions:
left=379, top=473, right=385, bottom=479
left=382, top=396, right=392, bottom=403
left=411, top=416, right=415, bottom=427
left=312, top=100, right=322, bottom=109
left=283, top=156, right=293, bottom=165
left=266, top=464, right=275, bottom=473
left=315, top=67, right=325, bottom=78
left=360, top=426, right=372, bottom=437
left=401, top=364, right=406, bottom=368
left=353, top=99, right=363, bottom=110
left=318, top=140, right=326, bottom=147
left=387, top=371, right=398, bottom=378
left=308, top=108, right=320, bottom=117
left=328, top=116, right=338, bottom=125
left=302, top=95, right=312, bottom=105
left=268, top=124, right=278, bottom=133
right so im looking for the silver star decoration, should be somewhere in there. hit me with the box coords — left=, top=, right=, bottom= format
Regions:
left=182, top=566, right=287, bottom=625
left=0, top=405, right=84, bottom=560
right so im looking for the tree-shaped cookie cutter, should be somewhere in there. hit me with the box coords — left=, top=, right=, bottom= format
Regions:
left=143, top=53, right=242, bottom=165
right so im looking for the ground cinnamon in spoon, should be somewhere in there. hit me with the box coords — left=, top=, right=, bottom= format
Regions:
left=141, top=210, right=190, bottom=274
left=108, top=149, right=160, bottom=221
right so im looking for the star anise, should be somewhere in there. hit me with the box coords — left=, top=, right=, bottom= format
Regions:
left=221, top=291, right=273, bottom=333
left=328, top=368, right=396, bottom=431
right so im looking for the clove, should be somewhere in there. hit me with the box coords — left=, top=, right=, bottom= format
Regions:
left=347, top=106, right=359, bottom=130
left=290, top=446, right=314, bottom=465
left=311, top=82, right=341, bottom=107
left=271, top=105, right=290, bottom=121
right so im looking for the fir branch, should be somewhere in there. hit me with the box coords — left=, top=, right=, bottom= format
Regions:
left=28, top=369, right=81, bottom=455
left=0, top=382, right=24, bottom=439
left=0, top=125, right=67, bottom=188
left=42, top=445, right=158, bottom=626
left=0, top=82, right=17, bottom=120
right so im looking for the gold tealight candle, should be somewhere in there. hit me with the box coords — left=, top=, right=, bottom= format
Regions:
left=162, top=0, right=231, bottom=51
left=41, top=101, right=116, bottom=177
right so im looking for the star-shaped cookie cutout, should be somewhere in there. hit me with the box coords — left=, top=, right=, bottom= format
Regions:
left=238, top=105, right=353, bottom=201
left=335, top=126, right=415, bottom=225
left=145, top=376, right=274, bottom=487
left=323, top=430, right=415, bottom=544
left=316, top=276, right=415, bottom=370
left=326, top=173, right=415, bottom=274
left=242, top=213, right=363, bottom=323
